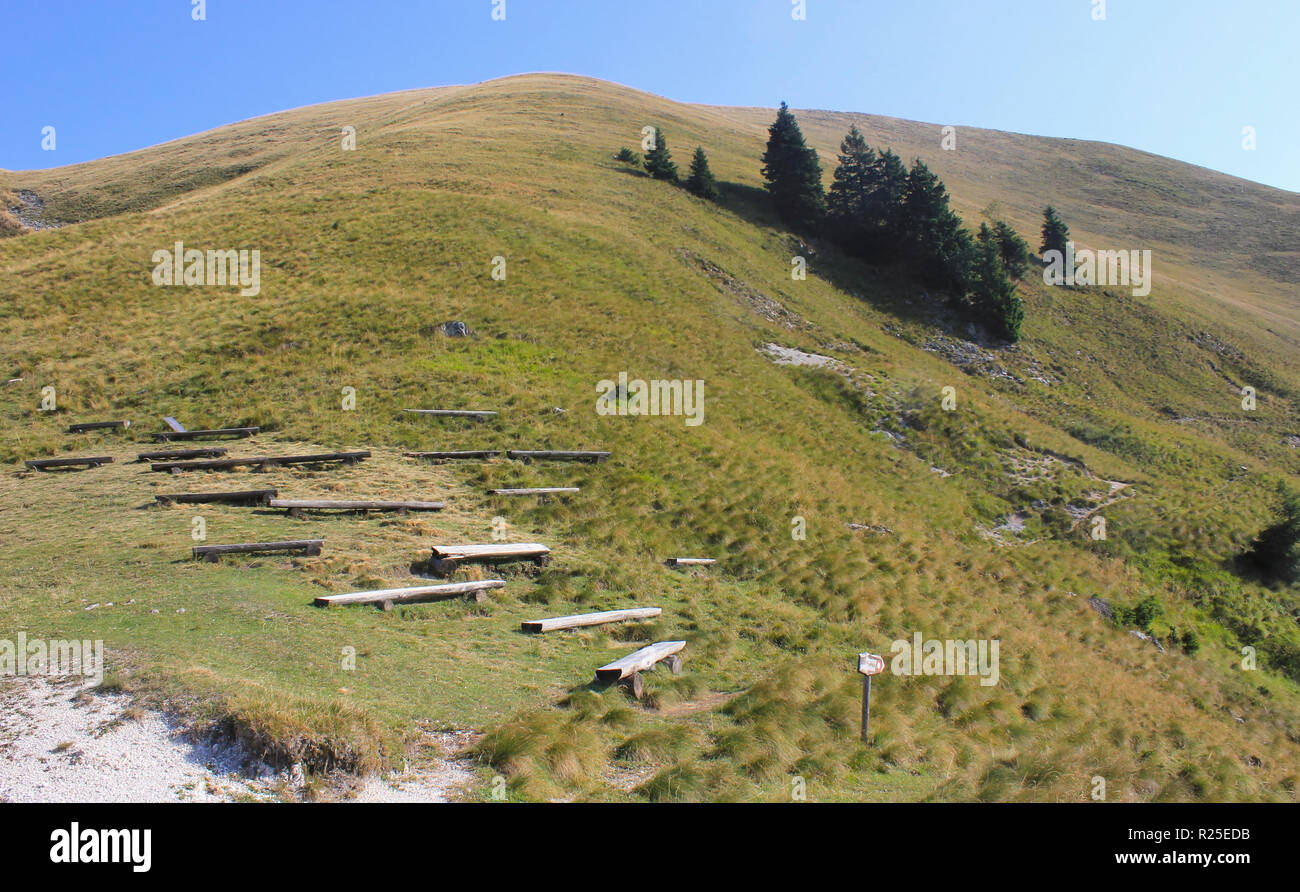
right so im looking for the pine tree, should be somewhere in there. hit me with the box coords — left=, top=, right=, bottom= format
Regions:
left=992, top=220, right=1030, bottom=279
left=685, top=147, right=720, bottom=201
left=827, top=125, right=878, bottom=244
left=901, top=160, right=949, bottom=247
left=761, top=102, right=826, bottom=228
left=643, top=128, right=678, bottom=182
left=867, top=149, right=909, bottom=244
left=972, top=227, right=1024, bottom=342
left=1040, top=205, right=1069, bottom=257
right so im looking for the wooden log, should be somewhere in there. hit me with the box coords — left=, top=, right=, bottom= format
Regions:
left=522, top=607, right=661, bottom=634
left=489, top=487, right=580, bottom=496
left=137, top=448, right=228, bottom=462
left=156, top=489, right=277, bottom=506
left=24, top=456, right=113, bottom=470
left=429, top=542, right=550, bottom=577
left=68, top=420, right=131, bottom=433
left=150, top=451, right=370, bottom=472
left=507, top=450, right=610, bottom=463
left=315, top=579, right=505, bottom=607
left=151, top=426, right=260, bottom=442
left=402, top=409, right=498, bottom=419
left=666, top=557, right=716, bottom=567
left=624, top=672, right=645, bottom=699
left=193, top=539, right=322, bottom=561
left=432, top=543, right=549, bottom=560
left=405, top=450, right=502, bottom=461
left=595, top=641, right=686, bottom=683
left=163, top=417, right=187, bottom=432
left=269, top=498, right=446, bottom=514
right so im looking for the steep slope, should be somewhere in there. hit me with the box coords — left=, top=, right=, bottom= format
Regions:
left=1, top=74, right=1297, bottom=802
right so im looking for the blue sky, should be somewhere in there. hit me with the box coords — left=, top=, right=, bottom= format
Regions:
left=3, top=0, right=1296, bottom=191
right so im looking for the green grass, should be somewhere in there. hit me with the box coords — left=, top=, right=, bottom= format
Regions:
left=0, top=73, right=1297, bottom=801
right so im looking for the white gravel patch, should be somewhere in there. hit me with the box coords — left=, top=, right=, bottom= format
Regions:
left=345, top=731, right=477, bottom=803
left=0, top=676, right=285, bottom=802
left=0, top=677, right=478, bottom=803
left=761, top=343, right=842, bottom=369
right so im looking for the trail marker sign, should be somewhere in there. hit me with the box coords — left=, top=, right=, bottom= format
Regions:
left=858, top=652, right=885, bottom=676
left=857, top=651, right=885, bottom=742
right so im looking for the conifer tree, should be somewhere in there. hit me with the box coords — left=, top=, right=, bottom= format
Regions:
left=973, top=225, right=1024, bottom=342
left=1040, top=205, right=1069, bottom=257
left=761, top=102, right=826, bottom=228
left=685, top=146, right=720, bottom=201
left=867, top=149, right=909, bottom=244
left=992, top=220, right=1030, bottom=279
left=827, top=125, right=878, bottom=243
left=643, top=128, right=678, bottom=182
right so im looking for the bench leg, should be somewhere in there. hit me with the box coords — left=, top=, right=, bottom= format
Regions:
left=621, top=672, right=645, bottom=700
left=431, top=558, right=459, bottom=577
left=663, top=654, right=683, bottom=676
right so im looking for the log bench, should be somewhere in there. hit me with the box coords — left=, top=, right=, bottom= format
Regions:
left=137, top=448, right=229, bottom=462
left=269, top=498, right=446, bottom=517
left=156, top=489, right=277, bottom=506
left=522, top=607, right=661, bottom=634
left=666, top=557, right=716, bottom=567
left=150, top=451, right=370, bottom=472
left=24, top=456, right=114, bottom=471
left=193, top=539, right=322, bottom=562
left=595, top=641, right=686, bottom=699
left=429, top=542, right=550, bottom=576
left=68, top=420, right=131, bottom=433
left=507, top=450, right=610, bottom=463
left=405, top=450, right=503, bottom=462
left=488, top=487, right=580, bottom=496
left=402, top=409, right=498, bottom=420
left=152, top=426, right=260, bottom=442
left=315, top=579, right=506, bottom=609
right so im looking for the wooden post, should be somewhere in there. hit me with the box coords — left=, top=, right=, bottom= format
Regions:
left=861, top=675, right=872, bottom=743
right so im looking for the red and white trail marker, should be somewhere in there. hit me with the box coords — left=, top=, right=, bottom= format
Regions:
left=858, top=652, right=885, bottom=676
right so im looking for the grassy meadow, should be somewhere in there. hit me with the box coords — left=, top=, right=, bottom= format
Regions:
left=1, top=74, right=1298, bottom=802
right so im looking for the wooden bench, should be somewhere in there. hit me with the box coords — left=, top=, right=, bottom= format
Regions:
left=137, top=448, right=229, bottom=462
left=68, top=420, right=131, bottom=433
left=156, top=489, right=277, bottom=506
left=522, top=607, right=661, bottom=634
left=595, top=641, right=686, bottom=698
left=163, top=417, right=187, bottom=433
left=488, top=487, right=580, bottom=496
left=666, top=557, right=716, bottom=567
left=152, top=426, right=260, bottom=442
left=402, top=409, right=498, bottom=420
left=150, top=451, right=370, bottom=472
left=193, top=539, right=322, bottom=562
left=24, top=456, right=113, bottom=471
left=405, top=451, right=503, bottom=461
left=429, top=542, right=550, bottom=576
left=315, top=579, right=505, bottom=609
left=269, top=498, right=446, bottom=517
left=507, top=450, right=610, bottom=463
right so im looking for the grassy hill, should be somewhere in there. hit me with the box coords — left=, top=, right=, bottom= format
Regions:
left=2, top=73, right=1298, bottom=802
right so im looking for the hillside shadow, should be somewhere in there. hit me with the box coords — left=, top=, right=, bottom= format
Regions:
left=704, top=180, right=979, bottom=342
